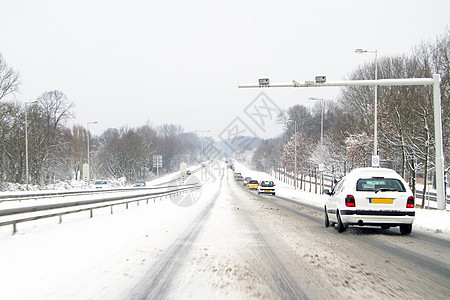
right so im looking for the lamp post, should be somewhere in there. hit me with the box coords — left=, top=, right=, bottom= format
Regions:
left=294, top=120, right=297, bottom=189
left=355, top=48, right=378, bottom=155
left=24, top=100, right=38, bottom=190
left=195, top=130, right=210, bottom=163
left=87, top=121, right=98, bottom=183
left=309, top=97, right=325, bottom=194
left=288, top=120, right=298, bottom=189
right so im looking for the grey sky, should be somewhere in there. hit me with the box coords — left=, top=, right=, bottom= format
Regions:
left=0, top=0, right=449, bottom=139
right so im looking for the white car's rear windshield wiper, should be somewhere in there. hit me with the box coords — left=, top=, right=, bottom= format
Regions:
left=375, top=188, right=398, bottom=193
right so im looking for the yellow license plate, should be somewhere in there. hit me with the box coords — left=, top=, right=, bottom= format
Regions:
left=370, top=198, right=393, bottom=204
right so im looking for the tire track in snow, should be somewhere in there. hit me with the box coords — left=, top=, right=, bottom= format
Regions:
left=229, top=178, right=310, bottom=299
left=129, top=174, right=223, bottom=300
left=242, top=183, right=450, bottom=298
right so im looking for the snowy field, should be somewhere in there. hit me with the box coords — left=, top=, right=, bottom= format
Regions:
left=0, top=167, right=217, bottom=299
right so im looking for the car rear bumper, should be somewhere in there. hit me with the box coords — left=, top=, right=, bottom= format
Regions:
left=258, top=189, right=275, bottom=193
left=340, top=209, right=415, bottom=225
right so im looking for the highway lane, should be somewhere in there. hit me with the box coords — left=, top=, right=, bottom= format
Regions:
left=239, top=176, right=450, bottom=299
left=127, top=168, right=449, bottom=299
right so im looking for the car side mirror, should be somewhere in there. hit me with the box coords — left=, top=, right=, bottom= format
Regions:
left=324, top=189, right=332, bottom=196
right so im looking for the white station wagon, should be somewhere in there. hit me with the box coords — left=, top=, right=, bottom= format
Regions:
left=324, top=167, right=415, bottom=235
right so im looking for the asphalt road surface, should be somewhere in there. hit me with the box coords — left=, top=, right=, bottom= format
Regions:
left=128, top=168, right=450, bottom=299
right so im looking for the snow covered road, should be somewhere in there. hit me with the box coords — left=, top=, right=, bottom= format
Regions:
left=1, top=166, right=449, bottom=299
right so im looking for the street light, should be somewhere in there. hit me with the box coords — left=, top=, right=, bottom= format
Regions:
left=195, top=130, right=210, bottom=163
left=309, top=97, right=325, bottom=194
left=24, top=100, right=38, bottom=190
left=288, top=120, right=298, bottom=189
left=355, top=48, right=378, bottom=155
left=87, top=121, right=98, bottom=183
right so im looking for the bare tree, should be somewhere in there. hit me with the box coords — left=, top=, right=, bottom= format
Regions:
left=29, top=91, right=74, bottom=184
left=0, top=53, right=20, bottom=101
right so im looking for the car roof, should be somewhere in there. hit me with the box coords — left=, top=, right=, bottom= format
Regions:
left=344, top=167, right=405, bottom=183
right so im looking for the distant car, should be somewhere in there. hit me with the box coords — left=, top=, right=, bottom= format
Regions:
left=186, top=170, right=192, bottom=176
left=234, top=172, right=241, bottom=178
left=247, top=180, right=259, bottom=190
left=258, top=181, right=275, bottom=195
left=202, top=162, right=207, bottom=167
left=94, top=180, right=109, bottom=189
left=243, top=177, right=252, bottom=186
left=236, top=175, right=243, bottom=181
left=324, top=167, right=415, bottom=234
left=133, top=180, right=146, bottom=187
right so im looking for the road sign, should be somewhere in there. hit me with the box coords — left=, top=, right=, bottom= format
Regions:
left=318, top=163, right=324, bottom=172
left=83, top=163, right=89, bottom=181
left=372, top=155, right=380, bottom=167
left=153, top=155, right=163, bottom=167
left=153, top=155, right=163, bottom=177
left=180, top=162, right=187, bottom=183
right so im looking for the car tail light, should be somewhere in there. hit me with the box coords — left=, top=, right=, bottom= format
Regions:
left=273, top=183, right=275, bottom=186
left=407, top=196, right=414, bottom=208
left=345, top=195, right=355, bottom=207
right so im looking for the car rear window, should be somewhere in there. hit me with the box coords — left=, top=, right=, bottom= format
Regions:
left=356, top=178, right=406, bottom=192
left=249, top=180, right=258, bottom=184
left=261, top=181, right=274, bottom=187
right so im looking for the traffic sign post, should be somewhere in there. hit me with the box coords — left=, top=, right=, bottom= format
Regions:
left=83, top=163, right=89, bottom=182
left=180, top=162, right=187, bottom=184
left=371, top=155, right=380, bottom=168
left=153, top=155, right=163, bottom=177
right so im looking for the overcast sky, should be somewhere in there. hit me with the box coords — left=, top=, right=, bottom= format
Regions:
left=0, top=0, right=449, bottom=139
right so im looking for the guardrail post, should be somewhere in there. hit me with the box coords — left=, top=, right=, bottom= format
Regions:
left=126, top=203, right=128, bottom=210
left=90, top=209, right=93, bottom=218
left=111, top=206, right=113, bottom=214
left=59, top=215, right=62, bottom=224
left=12, top=223, right=17, bottom=235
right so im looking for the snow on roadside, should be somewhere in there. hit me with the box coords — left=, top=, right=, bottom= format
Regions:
left=233, top=161, right=450, bottom=237
left=0, top=168, right=220, bottom=299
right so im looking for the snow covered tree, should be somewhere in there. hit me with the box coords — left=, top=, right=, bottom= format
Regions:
left=345, top=133, right=372, bottom=170
left=282, top=131, right=314, bottom=172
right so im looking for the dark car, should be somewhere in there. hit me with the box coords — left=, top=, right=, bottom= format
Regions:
left=133, top=180, right=146, bottom=187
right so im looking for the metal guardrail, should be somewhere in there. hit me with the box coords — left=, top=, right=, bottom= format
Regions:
left=274, top=168, right=450, bottom=204
left=0, top=166, right=205, bottom=203
left=0, top=183, right=199, bottom=203
left=0, top=184, right=201, bottom=235
left=415, top=190, right=450, bottom=205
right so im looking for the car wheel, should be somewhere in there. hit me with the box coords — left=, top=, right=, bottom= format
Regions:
left=272, top=192, right=275, bottom=195
left=381, top=225, right=390, bottom=230
left=336, top=211, right=347, bottom=233
left=324, top=208, right=330, bottom=228
left=399, top=224, right=412, bottom=235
